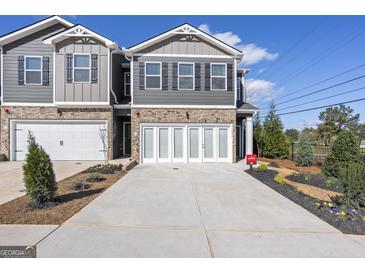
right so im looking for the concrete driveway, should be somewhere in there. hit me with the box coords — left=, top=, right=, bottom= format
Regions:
left=0, top=161, right=102, bottom=205
left=37, top=164, right=365, bottom=257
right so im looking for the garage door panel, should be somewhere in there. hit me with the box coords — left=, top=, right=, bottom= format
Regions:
left=13, top=121, right=107, bottom=161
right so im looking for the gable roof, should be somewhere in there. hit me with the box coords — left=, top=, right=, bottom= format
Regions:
left=237, top=102, right=260, bottom=113
left=123, top=23, right=244, bottom=60
left=43, top=24, right=116, bottom=49
left=0, top=16, right=74, bottom=46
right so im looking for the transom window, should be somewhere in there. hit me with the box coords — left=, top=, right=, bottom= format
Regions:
left=178, top=63, right=194, bottom=90
left=25, top=56, right=42, bottom=85
left=124, top=72, right=131, bottom=96
left=211, top=63, right=227, bottom=91
left=145, top=62, right=161, bottom=90
left=74, top=54, right=91, bottom=83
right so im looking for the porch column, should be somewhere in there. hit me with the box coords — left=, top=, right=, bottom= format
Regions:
left=245, top=116, right=253, bottom=157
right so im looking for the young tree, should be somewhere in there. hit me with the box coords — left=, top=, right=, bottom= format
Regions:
left=317, top=104, right=360, bottom=145
left=23, top=132, right=56, bottom=206
left=253, top=113, right=263, bottom=157
left=261, top=102, right=289, bottom=159
left=322, top=130, right=362, bottom=178
left=296, top=133, right=314, bottom=166
left=285, top=128, right=300, bottom=142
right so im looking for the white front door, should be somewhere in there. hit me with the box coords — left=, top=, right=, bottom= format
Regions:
left=141, top=124, right=232, bottom=164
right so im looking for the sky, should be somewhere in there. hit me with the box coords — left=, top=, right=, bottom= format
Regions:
left=1, top=15, right=365, bottom=129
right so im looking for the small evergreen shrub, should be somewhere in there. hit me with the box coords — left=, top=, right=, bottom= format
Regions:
left=322, top=131, right=362, bottom=178
left=296, top=134, right=313, bottom=166
left=256, top=163, right=268, bottom=171
left=86, top=173, right=105, bottom=183
left=274, top=175, right=288, bottom=185
left=71, top=182, right=90, bottom=191
left=303, top=173, right=312, bottom=181
left=325, top=177, right=337, bottom=187
left=84, top=164, right=122, bottom=174
left=339, top=162, right=365, bottom=209
left=23, top=132, right=57, bottom=206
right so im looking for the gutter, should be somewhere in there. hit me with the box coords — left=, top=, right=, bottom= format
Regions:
left=0, top=46, right=3, bottom=105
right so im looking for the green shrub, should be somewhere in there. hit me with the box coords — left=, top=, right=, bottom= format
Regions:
left=23, top=132, right=56, bottom=206
left=274, top=175, right=288, bottom=185
left=322, top=131, right=362, bottom=178
left=339, top=162, right=365, bottom=209
left=84, top=164, right=122, bottom=174
left=86, top=173, right=105, bottom=183
left=296, top=134, right=313, bottom=166
left=325, top=177, right=337, bottom=187
left=303, top=173, right=312, bottom=181
left=71, top=182, right=90, bottom=191
left=256, top=163, right=268, bottom=171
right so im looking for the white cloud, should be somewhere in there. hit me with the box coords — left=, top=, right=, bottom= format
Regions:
left=245, top=78, right=283, bottom=103
left=199, top=24, right=278, bottom=65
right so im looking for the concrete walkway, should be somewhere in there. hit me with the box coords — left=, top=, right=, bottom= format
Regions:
left=37, top=164, right=365, bottom=257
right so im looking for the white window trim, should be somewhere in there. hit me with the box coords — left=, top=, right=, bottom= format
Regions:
left=24, top=55, right=42, bottom=86
left=178, top=62, right=195, bottom=91
left=237, top=77, right=241, bottom=100
left=124, top=72, right=131, bottom=96
left=145, top=61, right=162, bottom=90
left=210, top=63, right=227, bottom=91
left=73, top=53, right=91, bottom=84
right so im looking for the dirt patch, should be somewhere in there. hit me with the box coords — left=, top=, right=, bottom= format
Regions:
left=0, top=170, right=125, bottom=225
left=287, top=173, right=342, bottom=192
left=258, top=157, right=321, bottom=174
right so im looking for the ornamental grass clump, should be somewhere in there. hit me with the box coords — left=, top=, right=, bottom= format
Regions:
left=256, top=163, right=268, bottom=171
left=23, top=132, right=57, bottom=207
left=274, top=175, right=288, bottom=185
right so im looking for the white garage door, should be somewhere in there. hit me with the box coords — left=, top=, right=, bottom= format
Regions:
left=141, top=124, right=232, bottom=163
left=12, top=121, right=107, bottom=161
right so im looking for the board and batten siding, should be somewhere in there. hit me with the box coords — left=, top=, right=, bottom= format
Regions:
left=133, top=56, right=235, bottom=106
left=2, top=24, right=66, bottom=103
left=55, top=38, right=109, bottom=103
left=139, top=34, right=231, bottom=56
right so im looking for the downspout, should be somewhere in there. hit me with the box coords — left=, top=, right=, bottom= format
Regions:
left=0, top=46, right=3, bottom=105
left=109, top=47, right=119, bottom=104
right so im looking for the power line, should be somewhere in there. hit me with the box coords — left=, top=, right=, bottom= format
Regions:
left=258, top=63, right=365, bottom=107
left=271, top=86, right=365, bottom=113
left=276, top=97, right=365, bottom=116
left=274, top=27, right=365, bottom=87
left=260, top=74, right=365, bottom=110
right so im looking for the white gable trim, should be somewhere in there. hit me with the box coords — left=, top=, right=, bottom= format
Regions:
left=0, top=16, right=74, bottom=46
left=124, top=23, right=244, bottom=59
left=43, top=25, right=116, bottom=49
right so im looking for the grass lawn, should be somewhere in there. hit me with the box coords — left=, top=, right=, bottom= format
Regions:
left=0, top=168, right=126, bottom=225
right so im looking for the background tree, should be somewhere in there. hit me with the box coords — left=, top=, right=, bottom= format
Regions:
left=301, top=127, right=319, bottom=143
left=296, top=133, right=314, bottom=166
left=317, top=104, right=360, bottom=146
left=253, top=113, right=263, bottom=157
left=261, top=102, right=289, bottom=159
left=285, top=128, right=300, bottom=142
left=23, top=132, right=56, bottom=206
left=322, top=130, right=362, bottom=178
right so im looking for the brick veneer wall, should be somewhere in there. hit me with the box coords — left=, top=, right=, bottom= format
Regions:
left=131, top=108, right=237, bottom=163
left=0, top=106, right=113, bottom=161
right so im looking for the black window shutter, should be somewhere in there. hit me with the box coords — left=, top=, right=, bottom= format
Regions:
left=66, top=53, right=73, bottom=83
left=18, top=56, right=24, bottom=85
left=162, top=62, right=168, bottom=90
left=227, top=63, right=233, bottom=91
left=139, top=61, right=145, bottom=90
left=195, top=63, right=201, bottom=91
left=204, top=63, right=210, bottom=91
left=172, top=63, right=178, bottom=91
left=91, top=54, right=98, bottom=84
left=42, top=56, right=49, bottom=86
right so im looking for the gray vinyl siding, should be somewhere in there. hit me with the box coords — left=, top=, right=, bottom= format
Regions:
left=139, top=34, right=232, bottom=56
left=2, top=24, right=66, bottom=103
left=133, top=56, right=235, bottom=106
left=55, top=38, right=109, bottom=103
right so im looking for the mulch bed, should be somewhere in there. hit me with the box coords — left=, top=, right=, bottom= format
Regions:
left=287, top=173, right=342, bottom=193
left=246, top=169, right=365, bottom=235
left=258, top=157, right=321, bottom=174
left=0, top=167, right=126, bottom=225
